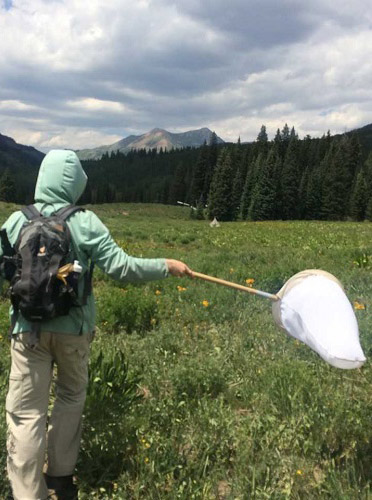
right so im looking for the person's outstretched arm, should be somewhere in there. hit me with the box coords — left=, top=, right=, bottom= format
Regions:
left=76, top=211, right=193, bottom=283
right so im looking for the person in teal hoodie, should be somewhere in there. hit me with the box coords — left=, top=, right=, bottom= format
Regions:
left=1, top=150, right=193, bottom=500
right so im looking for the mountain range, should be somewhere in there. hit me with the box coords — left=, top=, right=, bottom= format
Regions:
left=76, top=127, right=225, bottom=160
left=2, top=122, right=372, bottom=169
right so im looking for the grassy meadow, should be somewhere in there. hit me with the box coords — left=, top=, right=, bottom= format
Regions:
left=1, top=202, right=372, bottom=499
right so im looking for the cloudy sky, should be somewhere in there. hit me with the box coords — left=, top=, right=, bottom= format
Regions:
left=1, top=0, right=372, bottom=150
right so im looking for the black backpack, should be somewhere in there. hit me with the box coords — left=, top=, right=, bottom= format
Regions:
left=0, top=204, right=92, bottom=344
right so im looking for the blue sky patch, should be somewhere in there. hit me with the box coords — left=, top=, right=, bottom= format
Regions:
left=3, top=0, right=13, bottom=10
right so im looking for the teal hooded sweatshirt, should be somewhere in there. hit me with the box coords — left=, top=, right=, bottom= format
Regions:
left=0, top=150, right=168, bottom=335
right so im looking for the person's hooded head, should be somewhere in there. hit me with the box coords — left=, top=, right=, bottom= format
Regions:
left=34, top=150, right=87, bottom=205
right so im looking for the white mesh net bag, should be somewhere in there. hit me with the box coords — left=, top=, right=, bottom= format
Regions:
left=272, top=270, right=366, bottom=369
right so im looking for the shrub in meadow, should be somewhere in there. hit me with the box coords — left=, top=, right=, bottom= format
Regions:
left=96, top=284, right=159, bottom=335
left=78, top=347, right=142, bottom=493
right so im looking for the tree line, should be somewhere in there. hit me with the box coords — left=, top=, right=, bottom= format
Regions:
left=203, top=125, right=372, bottom=222
left=0, top=124, right=372, bottom=222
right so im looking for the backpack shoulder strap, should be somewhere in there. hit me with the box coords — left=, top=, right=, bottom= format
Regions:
left=0, top=228, right=15, bottom=256
left=55, top=205, right=85, bottom=221
left=21, top=205, right=41, bottom=221
left=0, top=228, right=17, bottom=281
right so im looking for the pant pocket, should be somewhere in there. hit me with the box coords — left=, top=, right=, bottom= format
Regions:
left=6, top=373, right=24, bottom=414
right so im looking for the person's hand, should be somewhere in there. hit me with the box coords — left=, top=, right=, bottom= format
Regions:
left=166, top=259, right=194, bottom=278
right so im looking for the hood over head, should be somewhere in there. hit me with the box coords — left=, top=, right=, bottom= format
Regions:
left=34, top=150, right=87, bottom=205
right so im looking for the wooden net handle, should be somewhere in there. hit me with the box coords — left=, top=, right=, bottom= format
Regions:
left=193, top=271, right=279, bottom=301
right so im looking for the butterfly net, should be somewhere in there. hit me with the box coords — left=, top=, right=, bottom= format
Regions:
left=272, top=270, right=366, bottom=369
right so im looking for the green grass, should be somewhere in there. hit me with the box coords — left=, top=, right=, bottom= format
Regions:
left=1, top=202, right=372, bottom=498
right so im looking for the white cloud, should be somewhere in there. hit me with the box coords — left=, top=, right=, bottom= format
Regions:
left=66, top=98, right=128, bottom=114
left=41, top=129, right=123, bottom=150
left=0, top=99, right=37, bottom=111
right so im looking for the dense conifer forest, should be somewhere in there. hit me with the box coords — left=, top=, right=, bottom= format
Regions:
left=1, top=124, right=372, bottom=221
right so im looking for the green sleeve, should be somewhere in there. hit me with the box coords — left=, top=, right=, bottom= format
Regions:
left=79, top=211, right=169, bottom=282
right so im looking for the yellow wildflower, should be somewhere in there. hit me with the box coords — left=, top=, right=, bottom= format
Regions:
left=155, top=290, right=161, bottom=296
left=354, top=301, right=366, bottom=310
left=296, top=469, right=303, bottom=475
left=177, top=285, right=187, bottom=292
left=245, top=278, right=255, bottom=287
left=202, top=300, right=209, bottom=307
left=144, top=457, right=150, bottom=464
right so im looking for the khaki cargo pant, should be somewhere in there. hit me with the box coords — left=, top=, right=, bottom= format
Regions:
left=6, top=331, right=92, bottom=500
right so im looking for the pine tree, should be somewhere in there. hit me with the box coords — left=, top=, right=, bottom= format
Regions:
left=231, top=165, right=245, bottom=220
left=230, top=139, right=245, bottom=219
left=280, top=136, right=300, bottom=219
left=290, top=126, right=298, bottom=140
left=207, top=150, right=234, bottom=221
left=359, top=152, right=372, bottom=221
left=298, top=135, right=318, bottom=219
left=209, top=132, right=219, bottom=165
left=240, top=154, right=263, bottom=220
left=364, top=151, right=372, bottom=198
left=203, top=132, right=219, bottom=198
left=321, top=136, right=357, bottom=220
left=169, top=163, right=187, bottom=205
left=345, top=134, right=362, bottom=214
left=249, top=147, right=279, bottom=220
left=318, top=131, right=332, bottom=162
left=256, top=125, right=269, bottom=156
left=190, top=142, right=208, bottom=205
left=231, top=137, right=243, bottom=179
left=257, top=125, right=268, bottom=143
left=305, top=165, right=323, bottom=219
left=298, top=165, right=310, bottom=219
left=271, top=143, right=283, bottom=219
left=282, top=123, right=290, bottom=141
left=350, top=171, right=368, bottom=221
left=274, top=128, right=282, bottom=145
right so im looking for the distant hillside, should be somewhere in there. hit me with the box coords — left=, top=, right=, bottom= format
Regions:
left=76, top=127, right=225, bottom=160
left=345, top=123, right=372, bottom=159
left=0, top=133, right=44, bottom=166
left=0, top=133, right=43, bottom=204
